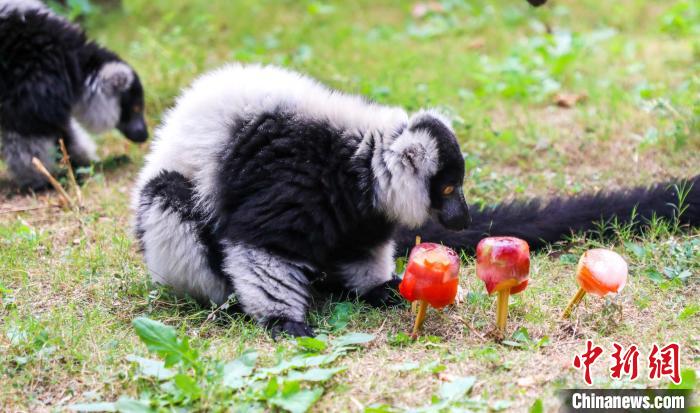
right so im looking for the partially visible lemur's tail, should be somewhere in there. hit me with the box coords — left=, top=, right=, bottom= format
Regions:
left=396, top=175, right=700, bottom=255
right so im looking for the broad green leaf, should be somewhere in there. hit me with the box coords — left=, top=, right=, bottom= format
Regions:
left=678, top=304, right=700, bottom=320
left=114, top=398, right=155, bottom=413
left=286, top=367, right=345, bottom=382
left=625, top=242, right=647, bottom=259
left=529, top=398, right=544, bottom=413
left=387, top=332, right=411, bottom=347
left=421, top=360, right=446, bottom=374
left=558, top=254, right=579, bottom=265
left=173, top=374, right=201, bottom=398
left=438, top=376, right=476, bottom=401
left=536, top=336, right=551, bottom=348
left=269, top=388, right=323, bottom=413
left=644, top=268, right=665, bottom=284
left=223, top=350, right=258, bottom=389
left=125, top=355, right=175, bottom=380
left=364, top=404, right=398, bottom=413
left=264, top=377, right=279, bottom=398
left=511, top=326, right=531, bottom=343
left=132, top=317, right=177, bottom=351
left=328, top=302, right=353, bottom=331
left=282, top=380, right=301, bottom=396
left=333, top=332, right=375, bottom=348
left=132, top=317, right=196, bottom=368
left=66, top=402, right=117, bottom=412
left=261, top=353, right=340, bottom=375
left=296, top=337, right=327, bottom=353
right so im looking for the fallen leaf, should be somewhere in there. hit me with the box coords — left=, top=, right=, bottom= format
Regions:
left=438, top=372, right=459, bottom=382
left=554, top=92, right=588, bottom=108
left=468, top=38, right=485, bottom=49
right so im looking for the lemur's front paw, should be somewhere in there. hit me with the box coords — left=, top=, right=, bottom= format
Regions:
left=361, top=275, right=403, bottom=307
left=268, top=318, right=315, bottom=339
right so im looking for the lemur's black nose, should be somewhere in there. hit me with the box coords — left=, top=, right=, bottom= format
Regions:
left=119, top=118, right=149, bottom=143
left=129, top=126, right=149, bottom=143
left=439, top=192, right=470, bottom=231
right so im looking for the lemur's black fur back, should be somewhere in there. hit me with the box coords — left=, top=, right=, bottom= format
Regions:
left=397, top=175, right=700, bottom=255
left=0, top=7, right=119, bottom=136
left=214, top=109, right=395, bottom=270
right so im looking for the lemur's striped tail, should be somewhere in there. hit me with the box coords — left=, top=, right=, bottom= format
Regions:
left=396, top=175, right=700, bottom=255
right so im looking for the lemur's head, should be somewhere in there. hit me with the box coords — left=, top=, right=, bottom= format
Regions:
left=375, top=111, right=470, bottom=231
left=75, top=61, right=148, bottom=143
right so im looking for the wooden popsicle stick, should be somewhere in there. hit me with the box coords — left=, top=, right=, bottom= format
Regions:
left=411, top=235, right=421, bottom=315
left=58, top=139, right=83, bottom=208
left=495, top=290, right=510, bottom=333
left=411, top=300, right=428, bottom=339
left=561, top=287, right=586, bottom=319
left=31, top=157, right=73, bottom=208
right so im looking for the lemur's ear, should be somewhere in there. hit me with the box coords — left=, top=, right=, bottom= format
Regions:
left=408, top=110, right=453, bottom=132
left=389, top=127, right=439, bottom=175
left=98, top=62, right=133, bottom=94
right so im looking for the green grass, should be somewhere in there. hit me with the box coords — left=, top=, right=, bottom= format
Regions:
left=1, top=0, right=699, bottom=411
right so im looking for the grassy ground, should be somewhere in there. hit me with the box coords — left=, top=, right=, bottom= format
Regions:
left=1, top=0, right=699, bottom=411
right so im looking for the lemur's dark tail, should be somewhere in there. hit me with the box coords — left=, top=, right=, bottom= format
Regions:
left=396, top=175, right=700, bottom=255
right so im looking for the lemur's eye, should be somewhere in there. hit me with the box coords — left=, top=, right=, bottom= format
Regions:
left=442, top=185, right=455, bottom=196
left=133, top=105, right=142, bottom=113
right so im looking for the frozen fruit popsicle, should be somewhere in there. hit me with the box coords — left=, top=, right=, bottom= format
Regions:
left=476, top=237, right=530, bottom=334
left=399, top=242, right=460, bottom=338
left=561, top=248, right=628, bottom=319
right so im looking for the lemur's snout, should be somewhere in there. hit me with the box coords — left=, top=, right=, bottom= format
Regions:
left=119, top=117, right=149, bottom=143
left=438, top=188, right=470, bottom=231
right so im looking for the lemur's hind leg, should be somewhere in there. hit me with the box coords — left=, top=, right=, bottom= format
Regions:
left=222, top=244, right=314, bottom=337
left=337, top=240, right=402, bottom=307
left=136, top=170, right=232, bottom=305
left=0, top=131, right=58, bottom=190
left=65, top=119, right=98, bottom=166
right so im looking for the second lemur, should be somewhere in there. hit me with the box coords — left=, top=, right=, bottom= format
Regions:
left=0, top=0, right=148, bottom=189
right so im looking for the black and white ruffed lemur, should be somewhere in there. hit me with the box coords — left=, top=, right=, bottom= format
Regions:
left=0, top=0, right=147, bottom=189
left=133, top=64, right=699, bottom=338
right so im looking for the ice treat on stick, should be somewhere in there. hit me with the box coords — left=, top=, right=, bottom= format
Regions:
left=476, top=237, right=530, bottom=334
left=561, top=248, right=628, bottom=319
left=399, top=242, right=460, bottom=338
